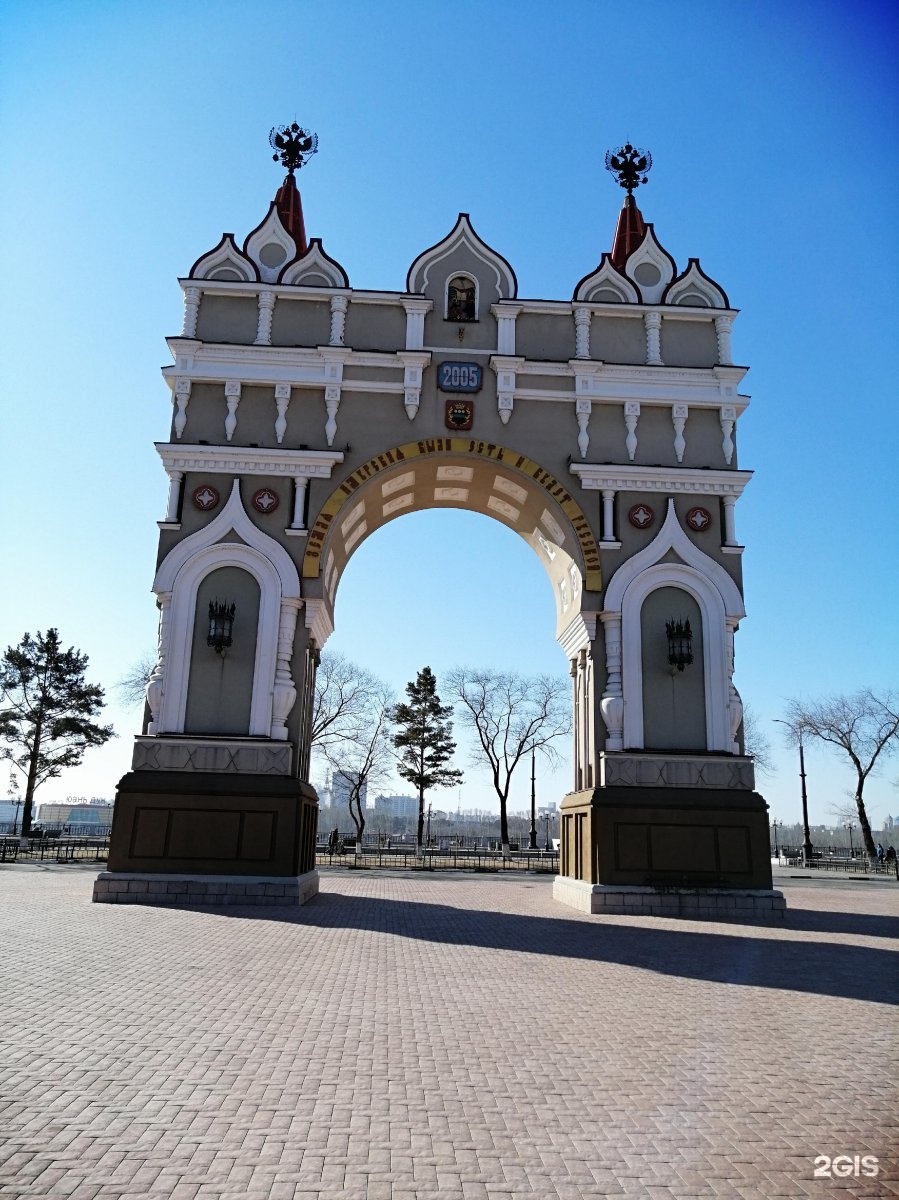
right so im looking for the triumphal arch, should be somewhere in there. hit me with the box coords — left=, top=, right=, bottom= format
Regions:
left=94, top=131, right=781, bottom=919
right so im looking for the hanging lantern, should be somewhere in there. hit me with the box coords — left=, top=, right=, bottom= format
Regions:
left=665, top=618, right=693, bottom=672
left=207, top=601, right=235, bottom=654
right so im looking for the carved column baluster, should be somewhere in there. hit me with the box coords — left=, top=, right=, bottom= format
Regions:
left=574, top=306, right=591, bottom=359
left=644, top=311, right=662, bottom=365
left=624, top=401, right=640, bottom=461
left=402, top=298, right=431, bottom=350
left=274, top=383, right=291, bottom=444
left=726, top=617, right=743, bottom=752
left=715, top=314, right=734, bottom=365
left=495, top=306, right=520, bottom=355
left=575, top=398, right=591, bottom=458
left=330, top=295, right=348, bottom=346
left=722, top=494, right=738, bottom=546
left=255, top=291, right=276, bottom=345
left=173, top=378, right=191, bottom=439
left=271, top=598, right=301, bottom=740
left=164, top=470, right=183, bottom=523
left=672, top=403, right=688, bottom=462
left=146, top=592, right=172, bottom=735
left=324, top=385, right=341, bottom=445
left=570, top=657, right=580, bottom=790
left=720, top=405, right=736, bottom=465
left=599, top=612, right=624, bottom=751
left=601, top=490, right=616, bottom=542
left=224, top=382, right=241, bottom=442
left=291, top=476, right=308, bottom=531
left=182, top=287, right=201, bottom=338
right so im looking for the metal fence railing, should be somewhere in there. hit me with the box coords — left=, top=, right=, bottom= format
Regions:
left=315, top=847, right=560, bottom=873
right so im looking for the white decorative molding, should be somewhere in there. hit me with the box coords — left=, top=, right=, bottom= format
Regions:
left=622, top=226, right=676, bottom=304
left=720, top=404, right=736, bottom=465
left=722, top=495, right=738, bottom=547
left=570, top=462, right=752, bottom=499
left=599, top=612, right=624, bottom=751
left=244, top=205, right=298, bottom=284
left=401, top=297, right=433, bottom=350
left=279, top=240, right=349, bottom=289
left=290, top=477, right=308, bottom=532
left=491, top=303, right=522, bottom=354
left=324, top=385, right=341, bottom=445
left=274, top=383, right=291, bottom=444
left=557, top=611, right=598, bottom=658
left=271, top=598, right=302, bottom=740
left=152, top=482, right=302, bottom=738
left=398, top=351, right=430, bottom=421
left=601, top=489, right=615, bottom=543
left=672, top=403, right=688, bottom=463
left=145, top=593, right=172, bottom=735
left=573, top=255, right=641, bottom=305
left=490, top=356, right=523, bottom=426
left=664, top=259, right=730, bottom=310
left=173, top=378, right=191, bottom=439
left=329, top=294, right=348, bottom=346
left=406, top=213, right=517, bottom=300
left=303, top=597, right=334, bottom=648
left=189, top=235, right=257, bottom=283
left=624, top=401, right=640, bottom=461
left=575, top=397, right=591, bottom=458
left=224, top=381, right=241, bottom=442
left=715, top=315, right=734, bottom=365
left=255, top=290, right=276, bottom=345
left=156, top=442, right=344, bottom=478
left=644, top=311, right=662, bottom=366
left=182, top=287, right=201, bottom=338
left=164, top=470, right=183, bottom=523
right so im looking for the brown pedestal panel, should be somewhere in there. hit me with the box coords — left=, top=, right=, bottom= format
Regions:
left=560, top=785, right=773, bottom=890
left=107, top=771, right=319, bottom=877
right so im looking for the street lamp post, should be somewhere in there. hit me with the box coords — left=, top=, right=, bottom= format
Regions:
left=12, top=797, right=22, bottom=836
left=772, top=819, right=781, bottom=858
left=846, top=822, right=855, bottom=858
left=544, top=812, right=552, bottom=852
left=529, top=750, right=538, bottom=851
left=426, top=803, right=432, bottom=848
left=773, top=719, right=814, bottom=865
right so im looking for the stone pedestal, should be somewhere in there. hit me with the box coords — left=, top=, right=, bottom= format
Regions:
left=93, top=770, right=319, bottom=906
left=556, top=778, right=784, bottom=920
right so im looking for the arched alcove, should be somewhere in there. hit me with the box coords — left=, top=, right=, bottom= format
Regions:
left=639, top=586, right=706, bottom=751
left=185, top=566, right=260, bottom=735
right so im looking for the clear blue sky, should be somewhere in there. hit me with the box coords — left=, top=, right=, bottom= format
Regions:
left=2, top=0, right=897, bottom=829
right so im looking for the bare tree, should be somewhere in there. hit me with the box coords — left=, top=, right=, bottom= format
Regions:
left=320, top=681, right=395, bottom=852
left=116, top=653, right=155, bottom=710
left=741, top=703, right=773, bottom=778
left=784, top=690, right=899, bottom=858
left=446, top=668, right=570, bottom=853
left=311, top=652, right=382, bottom=750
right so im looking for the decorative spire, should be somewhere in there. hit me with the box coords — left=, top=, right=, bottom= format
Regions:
left=605, top=143, right=652, bottom=270
left=268, top=122, right=319, bottom=256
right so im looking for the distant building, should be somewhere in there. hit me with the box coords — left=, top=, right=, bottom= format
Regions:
left=373, top=794, right=418, bottom=820
left=331, top=771, right=366, bottom=810
left=37, top=802, right=114, bottom=832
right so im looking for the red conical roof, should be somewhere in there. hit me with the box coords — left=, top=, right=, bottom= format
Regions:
left=610, top=194, right=646, bottom=270
left=274, top=172, right=308, bottom=256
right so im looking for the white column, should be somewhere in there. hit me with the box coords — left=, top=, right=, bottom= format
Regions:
left=726, top=617, right=743, bottom=752
left=173, top=378, right=191, bottom=439
left=575, top=398, right=591, bottom=458
left=494, top=305, right=520, bottom=355
left=570, top=657, right=581, bottom=790
left=599, top=613, right=624, bottom=751
left=720, top=405, right=736, bottom=465
left=330, top=295, right=348, bottom=346
left=644, top=311, right=662, bottom=365
left=715, top=315, right=734, bottom=365
left=274, top=383, right=291, bottom=444
left=722, top=494, right=738, bottom=546
left=624, top=401, right=640, bottom=461
left=324, top=385, right=341, bottom=445
left=255, top=291, right=276, bottom=345
left=291, top=476, right=308, bottom=531
left=271, top=598, right=302, bottom=740
left=672, top=403, right=688, bottom=462
left=574, top=306, right=591, bottom=359
left=164, top=471, right=183, bottom=522
left=402, top=298, right=431, bottom=350
left=224, top=382, right=241, bottom=442
left=182, top=287, right=201, bottom=338
left=601, top=490, right=615, bottom=542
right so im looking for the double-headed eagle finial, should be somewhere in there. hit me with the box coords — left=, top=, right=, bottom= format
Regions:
left=269, top=122, right=319, bottom=175
left=605, top=142, right=652, bottom=196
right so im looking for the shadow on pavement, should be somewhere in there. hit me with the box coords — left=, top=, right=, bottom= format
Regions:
left=206, top=890, right=899, bottom=1006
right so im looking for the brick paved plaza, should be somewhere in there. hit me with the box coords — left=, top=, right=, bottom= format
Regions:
left=1, top=865, right=896, bottom=1200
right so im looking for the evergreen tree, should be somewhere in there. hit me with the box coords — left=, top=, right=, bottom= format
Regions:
left=0, top=630, right=114, bottom=835
left=392, top=667, right=463, bottom=849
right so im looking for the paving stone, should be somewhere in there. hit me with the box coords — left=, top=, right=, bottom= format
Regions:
left=0, top=865, right=897, bottom=1200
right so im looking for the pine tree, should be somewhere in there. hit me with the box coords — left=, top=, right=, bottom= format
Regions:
left=0, top=630, right=114, bottom=835
left=392, top=667, right=463, bottom=850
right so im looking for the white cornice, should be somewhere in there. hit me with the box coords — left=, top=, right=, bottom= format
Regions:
left=557, top=611, right=599, bottom=657
left=570, top=464, right=752, bottom=496
left=156, top=443, right=344, bottom=477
